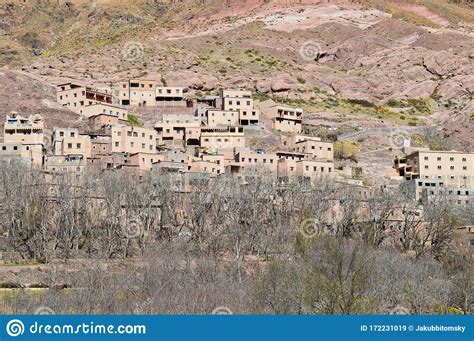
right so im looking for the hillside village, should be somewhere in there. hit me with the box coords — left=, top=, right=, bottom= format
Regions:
left=0, top=78, right=473, bottom=208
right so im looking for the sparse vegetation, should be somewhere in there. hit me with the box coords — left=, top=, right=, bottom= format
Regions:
left=296, top=77, right=306, bottom=84
left=334, top=141, right=360, bottom=161
left=127, top=114, right=143, bottom=127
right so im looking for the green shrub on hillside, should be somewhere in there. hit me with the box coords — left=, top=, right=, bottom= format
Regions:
left=127, top=114, right=143, bottom=127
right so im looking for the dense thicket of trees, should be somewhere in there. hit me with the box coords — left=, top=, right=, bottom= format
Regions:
left=0, top=161, right=472, bottom=314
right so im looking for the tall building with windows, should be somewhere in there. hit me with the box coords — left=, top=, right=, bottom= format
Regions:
left=394, top=150, right=473, bottom=204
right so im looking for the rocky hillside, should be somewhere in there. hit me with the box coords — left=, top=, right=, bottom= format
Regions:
left=0, top=0, right=473, bottom=180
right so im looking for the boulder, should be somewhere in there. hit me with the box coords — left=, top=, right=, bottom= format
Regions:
left=271, top=79, right=292, bottom=92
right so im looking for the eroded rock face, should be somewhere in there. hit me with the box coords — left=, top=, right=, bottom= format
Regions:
left=437, top=78, right=470, bottom=103
left=423, top=51, right=468, bottom=77
left=164, top=71, right=219, bottom=91
left=271, top=75, right=299, bottom=92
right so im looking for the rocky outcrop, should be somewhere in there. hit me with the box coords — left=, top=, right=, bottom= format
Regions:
left=423, top=51, right=466, bottom=77
left=271, top=75, right=299, bottom=93
left=164, top=71, right=219, bottom=91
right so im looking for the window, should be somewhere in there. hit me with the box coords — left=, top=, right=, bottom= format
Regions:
left=425, top=165, right=429, bottom=169
left=463, top=166, right=467, bottom=170
left=127, top=131, right=132, bottom=137
left=115, top=142, right=119, bottom=147
left=462, top=157, right=467, bottom=162
left=437, top=156, right=441, bottom=161
left=450, top=157, right=454, bottom=161
left=59, top=131, right=64, bottom=137
left=67, top=143, right=73, bottom=149
left=450, top=166, right=454, bottom=170
left=71, top=132, right=75, bottom=137
left=437, top=165, right=442, bottom=170
left=76, top=143, right=81, bottom=149
left=424, top=156, right=428, bottom=161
